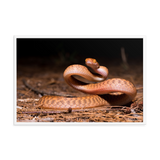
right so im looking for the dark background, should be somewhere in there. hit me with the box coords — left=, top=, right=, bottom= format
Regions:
left=17, top=38, right=143, bottom=69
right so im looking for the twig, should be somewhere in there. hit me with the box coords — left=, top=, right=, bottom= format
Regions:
left=17, top=98, right=39, bottom=102
left=17, top=106, right=23, bottom=109
left=121, top=47, right=127, bottom=63
left=22, top=79, right=75, bottom=97
left=21, top=110, right=66, bottom=114
left=22, top=79, right=44, bottom=95
left=136, top=87, right=143, bottom=90
left=121, top=47, right=129, bottom=70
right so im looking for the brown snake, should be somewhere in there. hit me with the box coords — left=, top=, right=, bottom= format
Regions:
left=37, top=58, right=137, bottom=110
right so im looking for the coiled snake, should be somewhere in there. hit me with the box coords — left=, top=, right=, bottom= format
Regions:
left=37, top=58, right=137, bottom=110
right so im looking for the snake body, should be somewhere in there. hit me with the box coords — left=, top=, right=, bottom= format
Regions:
left=37, top=58, right=137, bottom=110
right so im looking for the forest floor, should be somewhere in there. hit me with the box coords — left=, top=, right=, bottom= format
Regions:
left=16, top=57, right=143, bottom=123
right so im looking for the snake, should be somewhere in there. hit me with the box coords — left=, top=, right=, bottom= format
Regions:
left=37, top=58, right=137, bottom=110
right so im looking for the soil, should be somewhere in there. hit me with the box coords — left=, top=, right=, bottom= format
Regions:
left=17, top=57, right=143, bottom=123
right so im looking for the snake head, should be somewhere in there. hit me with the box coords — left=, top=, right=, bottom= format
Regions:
left=85, top=58, right=100, bottom=69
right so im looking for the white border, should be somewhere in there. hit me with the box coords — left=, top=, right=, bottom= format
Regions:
left=147, top=34, right=149, bottom=126
left=11, top=35, right=12, bottom=124
left=13, top=32, right=146, bottom=38
left=14, top=35, right=145, bottom=125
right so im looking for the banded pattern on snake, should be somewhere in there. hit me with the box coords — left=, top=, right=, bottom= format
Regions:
left=37, top=58, right=137, bottom=110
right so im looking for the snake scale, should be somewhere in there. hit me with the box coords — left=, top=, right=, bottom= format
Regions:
left=37, top=58, right=137, bottom=110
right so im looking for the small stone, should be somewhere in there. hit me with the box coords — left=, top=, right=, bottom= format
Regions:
left=68, top=107, right=72, bottom=113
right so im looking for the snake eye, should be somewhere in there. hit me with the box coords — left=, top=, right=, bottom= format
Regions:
left=93, top=59, right=97, bottom=63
